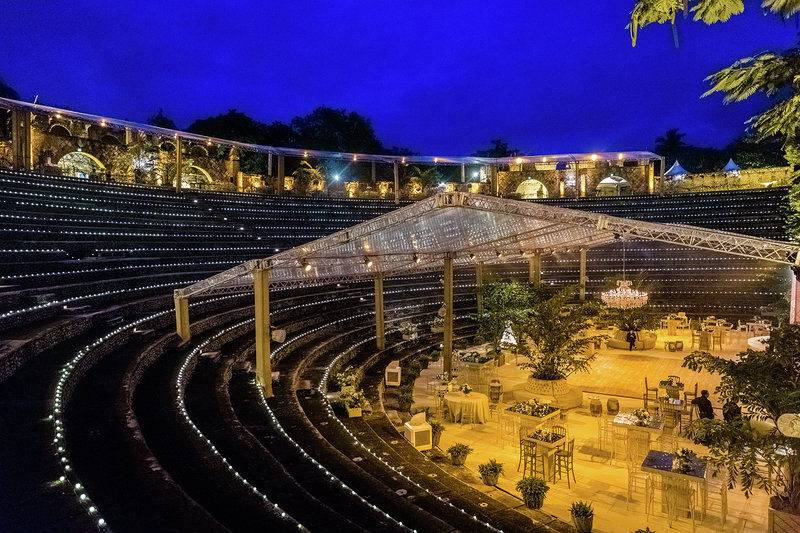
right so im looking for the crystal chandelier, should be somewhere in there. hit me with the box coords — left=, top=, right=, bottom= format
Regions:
left=601, top=236, right=648, bottom=309
left=601, top=279, right=649, bottom=309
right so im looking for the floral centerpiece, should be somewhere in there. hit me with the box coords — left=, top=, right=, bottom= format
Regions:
left=460, top=384, right=472, bottom=395
left=672, top=448, right=697, bottom=474
left=531, top=428, right=563, bottom=443
left=399, top=321, right=417, bottom=340
left=507, top=399, right=558, bottom=418
left=632, top=408, right=652, bottom=427
left=461, top=351, right=492, bottom=364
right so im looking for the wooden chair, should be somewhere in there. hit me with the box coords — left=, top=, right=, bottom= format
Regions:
left=551, top=424, right=567, bottom=440
left=555, top=439, right=576, bottom=488
left=690, top=330, right=702, bottom=349
left=706, top=467, right=729, bottom=528
left=681, top=384, right=698, bottom=427
left=643, top=378, right=659, bottom=409
left=664, top=478, right=698, bottom=532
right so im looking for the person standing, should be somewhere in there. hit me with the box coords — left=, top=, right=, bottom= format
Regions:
left=692, top=389, right=715, bottom=419
left=723, top=396, right=742, bottom=423
left=626, top=330, right=637, bottom=351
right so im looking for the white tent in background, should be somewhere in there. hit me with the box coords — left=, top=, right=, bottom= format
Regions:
left=664, top=160, right=688, bottom=179
left=722, top=158, right=741, bottom=175
left=595, top=174, right=631, bottom=196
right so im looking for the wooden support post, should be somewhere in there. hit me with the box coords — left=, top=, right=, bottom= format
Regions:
left=374, top=273, right=385, bottom=349
left=371, top=161, right=376, bottom=183
left=579, top=248, right=587, bottom=301
left=174, top=137, right=182, bottom=193
left=393, top=162, right=400, bottom=204
left=254, top=267, right=273, bottom=397
left=647, top=160, right=655, bottom=194
left=276, top=155, right=285, bottom=196
left=476, top=261, right=484, bottom=313
left=790, top=268, right=800, bottom=325
left=529, top=253, right=542, bottom=285
left=11, top=108, right=32, bottom=170
left=460, top=164, right=466, bottom=183
left=174, top=294, right=190, bottom=342
left=443, top=255, right=454, bottom=374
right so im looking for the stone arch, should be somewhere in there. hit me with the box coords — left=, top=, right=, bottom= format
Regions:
left=178, top=164, right=213, bottom=189
left=160, top=140, right=176, bottom=152
left=515, top=178, right=548, bottom=199
left=190, top=145, right=208, bottom=157
left=101, top=133, right=121, bottom=145
left=57, top=151, right=106, bottom=179
left=49, top=124, right=71, bottom=137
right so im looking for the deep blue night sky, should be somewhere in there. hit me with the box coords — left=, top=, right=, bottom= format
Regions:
left=1, top=1, right=797, bottom=155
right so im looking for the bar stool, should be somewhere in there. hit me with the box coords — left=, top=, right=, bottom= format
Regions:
left=555, top=439, right=576, bottom=487
left=518, top=438, right=537, bottom=477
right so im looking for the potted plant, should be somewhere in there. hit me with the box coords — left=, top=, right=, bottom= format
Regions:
left=570, top=501, right=594, bottom=532
left=447, top=443, right=473, bottom=466
left=682, top=322, right=800, bottom=527
left=516, top=476, right=549, bottom=509
left=478, top=459, right=503, bottom=485
left=428, top=349, right=441, bottom=363
left=396, top=386, right=414, bottom=412
left=474, top=280, right=536, bottom=353
left=399, top=321, right=417, bottom=341
left=430, top=418, right=445, bottom=448
left=431, top=315, right=445, bottom=333
left=521, top=286, right=605, bottom=409
left=339, top=389, right=368, bottom=418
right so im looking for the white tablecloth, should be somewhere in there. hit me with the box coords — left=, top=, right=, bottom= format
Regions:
left=444, top=392, right=490, bottom=423
left=747, top=335, right=769, bottom=351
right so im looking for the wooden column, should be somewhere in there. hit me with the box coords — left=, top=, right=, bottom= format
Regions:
left=460, top=164, right=466, bottom=184
left=393, top=162, right=400, bottom=204
left=790, top=268, right=800, bottom=325
left=579, top=248, right=587, bottom=301
left=174, top=137, right=182, bottom=193
left=11, top=108, right=32, bottom=170
left=174, top=294, right=190, bottom=342
left=371, top=161, right=376, bottom=183
left=253, top=267, right=273, bottom=397
left=529, top=253, right=542, bottom=285
left=276, top=154, right=285, bottom=196
left=476, top=261, right=484, bottom=313
left=443, top=255, right=454, bottom=374
left=374, top=273, right=385, bottom=349
left=647, top=161, right=656, bottom=194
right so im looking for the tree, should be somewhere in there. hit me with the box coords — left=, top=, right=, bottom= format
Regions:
left=0, top=77, right=19, bottom=100
left=147, top=109, right=177, bottom=130
left=654, top=128, right=687, bottom=160
left=473, top=138, right=520, bottom=158
left=291, top=107, right=383, bottom=153
left=681, top=322, right=800, bottom=512
left=521, top=286, right=605, bottom=380
left=475, top=281, right=537, bottom=351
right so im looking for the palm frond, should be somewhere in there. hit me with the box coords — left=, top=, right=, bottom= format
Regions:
left=628, top=0, right=684, bottom=46
left=691, top=0, right=744, bottom=23
left=762, top=0, right=800, bottom=17
left=703, top=51, right=800, bottom=102
left=748, top=94, right=800, bottom=139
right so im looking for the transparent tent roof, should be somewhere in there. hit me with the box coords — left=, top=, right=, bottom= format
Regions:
left=177, top=192, right=800, bottom=298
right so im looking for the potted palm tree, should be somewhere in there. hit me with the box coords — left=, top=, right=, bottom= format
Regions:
left=339, top=389, right=368, bottom=418
left=521, top=286, right=605, bottom=409
left=447, top=443, right=473, bottom=466
left=516, top=476, right=549, bottom=509
left=478, top=459, right=503, bottom=485
left=430, top=419, right=445, bottom=448
left=570, top=501, right=594, bottom=532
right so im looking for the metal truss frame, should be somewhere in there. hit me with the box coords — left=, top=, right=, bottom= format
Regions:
left=175, top=191, right=800, bottom=300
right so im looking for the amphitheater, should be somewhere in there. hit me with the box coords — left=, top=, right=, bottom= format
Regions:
left=0, top=98, right=797, bottom=533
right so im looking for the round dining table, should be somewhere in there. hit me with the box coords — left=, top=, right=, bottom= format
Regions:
left=444, top=391, right=490, bottom=424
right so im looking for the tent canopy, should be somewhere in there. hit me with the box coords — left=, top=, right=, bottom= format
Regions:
left=176, top=192, right=800, bottom=298
left=664, top=160, right=688, bottom=177
left=723, top=158, right=741, bottom=173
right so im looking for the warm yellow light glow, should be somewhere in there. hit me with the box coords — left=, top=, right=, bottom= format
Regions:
left=542, top=157, right=548, bottom=162
left=590, top=154, right=598, bottom=161
left=617, top=153, right=624, bottom=160
left=353, top=154, right=358, bottom=162
left=365, top=257, right=373, bottom=267
left=515, top=157, right=523, bottom=164
left=303, top=151, right=308, bottom=158
left=434, top=157, right=439, bottom=163
left=100, top=120, right=107, bottom=127
left=401, top=157, right=406, bottom=164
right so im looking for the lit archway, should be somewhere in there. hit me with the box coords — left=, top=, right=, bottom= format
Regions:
left=516, top=178, right=548, bottom=199
left=57, top=151, right=106, bottom=179
left=178, top=164, right=213, bottom=189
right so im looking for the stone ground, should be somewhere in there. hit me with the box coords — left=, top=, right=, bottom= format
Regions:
left=411, top=328, right=770, bottom=533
